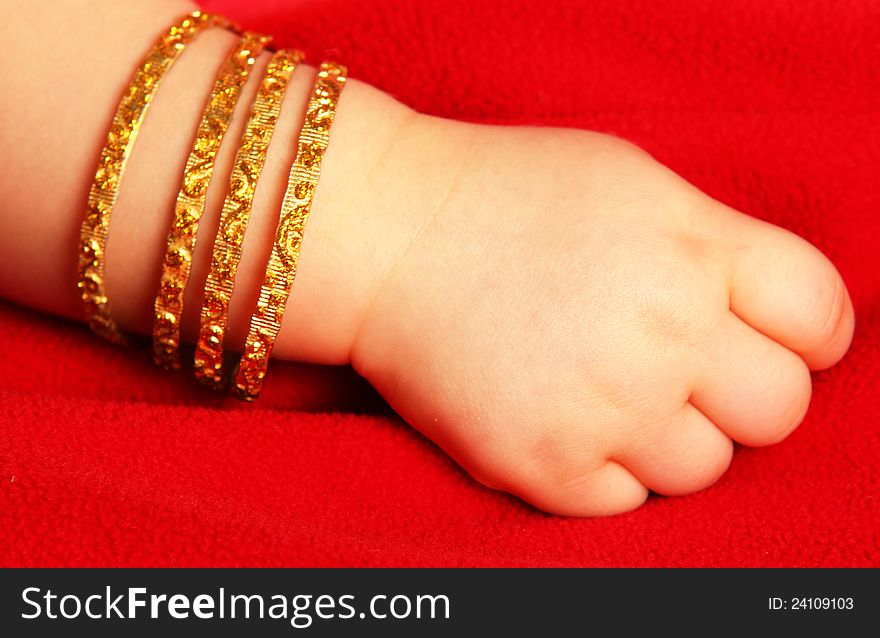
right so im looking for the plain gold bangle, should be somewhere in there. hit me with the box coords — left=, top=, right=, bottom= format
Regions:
left=194, top=49, right=304, bottom=389
left=152, top=31, right=271, bottom=370
left=233, top=62, right=348, bottom=401
left=77, top=10, right=228, bottom=344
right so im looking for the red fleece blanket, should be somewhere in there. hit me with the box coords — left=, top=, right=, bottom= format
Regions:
left=1, top=0, right=878, bottom=567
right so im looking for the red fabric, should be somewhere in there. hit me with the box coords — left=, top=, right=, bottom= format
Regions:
left=2, top=0, right=878, bottom=567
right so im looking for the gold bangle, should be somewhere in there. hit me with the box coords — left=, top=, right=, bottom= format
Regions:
left=77, top=10, right=228, bottom=344
left=233, top=62, right=347, bottom=401
left=152, top=31, right=271, bottom=370
left=194, top=49, right=304, bottom=388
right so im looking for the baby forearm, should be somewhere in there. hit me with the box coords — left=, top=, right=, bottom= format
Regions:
left=0, top=0, right=423, bottom=364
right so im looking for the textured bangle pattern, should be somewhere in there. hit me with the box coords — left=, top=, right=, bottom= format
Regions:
left=77, top=10, right=225, bottom=344
left=194, top=49, right=303, bottom=388
left=152, top=31, right=271, bottom=370
left=233, top=62, right=347, bottom=401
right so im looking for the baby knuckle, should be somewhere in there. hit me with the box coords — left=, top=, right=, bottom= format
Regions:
left=635, top=290, right=714, bottom=347
left=807, top=270, right=847, bottom=349
left=604, top=134, right=645, bottom=157
left=522, top=432, right=603, bottom=493
left=764, top=360, right=812, bottom=445
left=674, top=439, right=733, bottom=494
left=673, top=230, right=713, bottom=270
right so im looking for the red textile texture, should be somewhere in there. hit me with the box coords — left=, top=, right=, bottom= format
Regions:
left=2, top=0, right=878, bottom=567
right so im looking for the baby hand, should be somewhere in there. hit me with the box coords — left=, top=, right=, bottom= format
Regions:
left=343, top=112, right=854, bottom=515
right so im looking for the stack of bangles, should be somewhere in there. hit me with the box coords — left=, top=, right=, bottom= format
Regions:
left=76, top=10, right=347, bottom=401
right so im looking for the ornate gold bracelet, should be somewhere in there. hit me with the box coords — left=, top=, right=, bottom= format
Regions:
left=77, top=11, right=227, bottom=344
left=194, top=49, right=303, bottom=388
left=152, top=31, right=271, bottom=370
left=233, top=62, right=347, bottom=401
